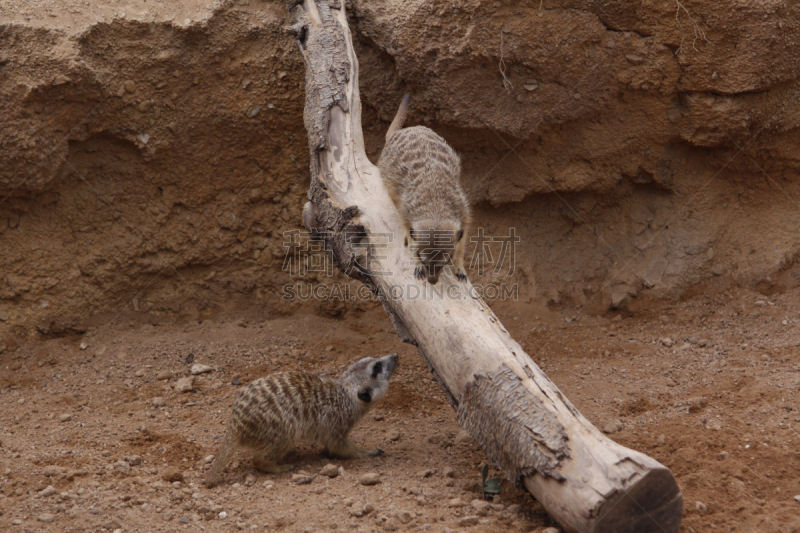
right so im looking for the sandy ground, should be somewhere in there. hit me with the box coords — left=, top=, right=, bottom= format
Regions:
left=2, top=284, right=800, bottom=533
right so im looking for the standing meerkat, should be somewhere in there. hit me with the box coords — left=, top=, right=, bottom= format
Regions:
left=205, top=353, right=398, bottom=487
left=377, top=95, right=472, bottom=284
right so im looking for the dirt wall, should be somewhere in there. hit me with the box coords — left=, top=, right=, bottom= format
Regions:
left=2, top=0, right=800, bottom=343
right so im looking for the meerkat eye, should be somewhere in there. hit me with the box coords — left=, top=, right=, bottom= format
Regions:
left=371, top=361, right=383, bottom=378
left=409, top=229, right=416, bottom=241
left=357, top=388, right=373, bottom=403
left=457, top=229, right=464, bottom=241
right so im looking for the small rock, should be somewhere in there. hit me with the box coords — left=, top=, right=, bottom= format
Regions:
left=542, top=528, right=561, bottom=533
left=359, top=473, right=381, bottom=486
left=666, top=378, right=677, bottom=387
left=454, top=430, right=473, bottom=446
left=661, top=338, right=674, bottom=347
left=176, top=376, right=195, bottom=393
left=113, top=460, right=131, bottom=473
left=11, top=519, right=22, bottom=525
left=625, top=54, right=644, bottom=64
left=162, top=467, right=184, bottom=482
left=471, top=499, right=491, bottom=516
left=363, top=503, right=376, bottom=515
left=695, top=501, right=708, bottom=513
left=38, top=513, right=55, bottom=523
left=124, top=80, right=136, bottom=93
left=417, top=469, right=433, bottom=479
left=137, top=100, right=153, bottom=113
left=191, top=364, right=213, bottom=375
left=205, top=455, right=215, bottom=463
left=718, top=451, right=729, bottom=460
left=447, top=498, right=465, bottom=507
left=398, top=511, right=412, bottom=524
left=134, top=369, right=146, bottom=377
left=387, top=429, right=401, bottom=441
left=219, top=511, right=228, bottom=519
left=443, top=466, right=455, bottom=478
left=458, top=516, right=480, bottom=527
left=325, top=345, right=335, bottom=352
left=383, top=517, right=399, bottom=531
left=245, top=473, right=256, bottom=486
left=128, top=455, right=142, bottom=466
left=712, top=264, right=724, bottom=276
left=39, top=485, right=58, bottom=497
left=507, top=503, right=522, bottom=514
left=152, top=397, right=166, bottom=408
left=156, top=370, right=171, bottom=380
left=794, top=495, right=800, bottom=502
left=602, top=419, right=623, bottom=434
left=656, top=434, right=666, bottom=446
left=319, top=464, right=339, bottom=478
left=59, top=414, right=72, bottom=422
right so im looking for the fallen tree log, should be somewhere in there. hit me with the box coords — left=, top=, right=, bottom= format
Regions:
left=287, top=1, right=683, bottom=531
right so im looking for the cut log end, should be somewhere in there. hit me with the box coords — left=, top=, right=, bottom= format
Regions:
left=593, top=468, right=683, bottom=533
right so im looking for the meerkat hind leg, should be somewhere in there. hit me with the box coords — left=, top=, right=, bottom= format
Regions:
left=252, top=456, right=295, bottom=474
left=326, top=436, right=383, bottom=459
left=252, top=448, right=295, bottom=474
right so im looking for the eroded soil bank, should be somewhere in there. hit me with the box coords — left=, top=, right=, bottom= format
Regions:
left=2, top=0, right=800, bottom=339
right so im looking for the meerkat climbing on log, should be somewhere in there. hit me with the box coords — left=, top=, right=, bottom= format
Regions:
left=205, top=353, right=398, bottom=487
left=378, top=95, right=472, bottom=284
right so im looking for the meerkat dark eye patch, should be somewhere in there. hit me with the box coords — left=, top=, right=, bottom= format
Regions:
left=358, top=388, right=373, bottom=403
left=457, top=229, right=464, bottom=241
left=371, top=362, right=383, bottom=378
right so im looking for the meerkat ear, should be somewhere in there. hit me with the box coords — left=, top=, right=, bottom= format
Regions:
left=358, top=388, right=373, bottom=403
left=371, top=361, right=383, bottom=378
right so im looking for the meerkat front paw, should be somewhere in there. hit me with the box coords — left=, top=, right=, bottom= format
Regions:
left=366, top=448, right=384, bottom=457
left=455, top=269, right=467, bottom=282
left=414, top=266, right=426, bottom=280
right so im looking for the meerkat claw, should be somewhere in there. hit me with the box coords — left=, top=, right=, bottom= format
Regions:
left=368, top=449, right=385, bottom=457
left=414, top=267, right=426, bottom=280
left=455, top=270, right=467, bottom=282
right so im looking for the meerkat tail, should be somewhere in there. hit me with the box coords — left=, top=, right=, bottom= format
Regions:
left=205, top=428, right=238, bottom=487
left=385, top=94, right=410, bottom=143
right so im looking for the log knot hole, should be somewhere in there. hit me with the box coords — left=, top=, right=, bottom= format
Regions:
left=457, top=368, right=569, bottom=487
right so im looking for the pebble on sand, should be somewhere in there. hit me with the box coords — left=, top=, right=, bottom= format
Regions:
left=37, top=513, right=54, bottom=523
left=38, top=485, right=57, bottom=497
left=602, top=419, right=623, bottom=434
left=458, top=516, right=480, bottom=527
left=191, top=363, right=214, bottom=375
left=175, top=376, right=194, bottom=392
left=319, top=464, right=339, bottom=478
left=162, top=467, right=184, bottom=482
left=447, top=498, right=465, bottom=507
left=359, top=473, right=381, bottom=486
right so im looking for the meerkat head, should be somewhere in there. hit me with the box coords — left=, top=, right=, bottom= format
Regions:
left=409, top=219, right=464, bottom=284
left=338, top=353, right=398, bottom=408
